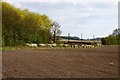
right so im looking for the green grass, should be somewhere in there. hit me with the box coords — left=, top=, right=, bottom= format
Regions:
left=2, top=46, right=33, bottom=51
left=2, top=45, right=105, bottom=51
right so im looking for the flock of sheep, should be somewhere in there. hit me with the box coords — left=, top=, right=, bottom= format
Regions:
left=25, top=43, right=101, bottom=48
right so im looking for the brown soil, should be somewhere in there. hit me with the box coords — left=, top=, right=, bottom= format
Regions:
left=2, top=46, right=118, bottom=78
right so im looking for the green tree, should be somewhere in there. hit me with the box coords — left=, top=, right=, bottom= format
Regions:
left=2, top=2, right=22, bottom=46
left=101, top=28, right=120, bottom=45
left=2, top=2, right=53, bottom=46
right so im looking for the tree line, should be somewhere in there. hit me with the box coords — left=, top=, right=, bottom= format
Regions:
left=2, top=2, right=61, bottom=46
left=101, top=28, right=120, bottom=45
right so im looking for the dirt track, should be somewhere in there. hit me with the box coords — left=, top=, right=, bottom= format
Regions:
left=2, top=46, right=118, bottom=78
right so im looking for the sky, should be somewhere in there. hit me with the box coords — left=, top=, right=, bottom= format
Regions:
left=4, top=0, right=118, bottom=39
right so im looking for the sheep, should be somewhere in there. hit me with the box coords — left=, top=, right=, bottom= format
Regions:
left=81, top=45, right=86, bottom=48
left=25, top=43, right=31, bottom=46
left=51, top=43, right=57, bottom=47
left=63, top=44, right=69, bottom=47
left=86, top=45, right=94, bottom=48
left=97, top=44, right=101, bottom=47
left=86, top=45, right=91, bottom=48
left=25, top=43, right=37, bottom=47
left=59, top=44, right=64, bottom=47
left=74, top=45, right=79, bottom=48
left=38, top=44, right=46, bottom=47
left=45, top=44, right=52, bottom=47
left=31, top=43, right=37, bottom=47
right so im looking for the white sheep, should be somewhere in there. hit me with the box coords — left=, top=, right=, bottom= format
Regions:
left=59, top=44, right=64, bottom=47
left=64, top=44, right=69, bottom=47
left=25, top=43, right=37, bottom=47
left=74, top=45, right=79, bottom=48
left=86, top=45, right=91, bottom=48
left=31, top=43, right=37, bottom=47
left=47, top=44, right=53, bottom=47
left=38, top=44, right=46, bottom=47
left=51, top=43, right=57, bottom=47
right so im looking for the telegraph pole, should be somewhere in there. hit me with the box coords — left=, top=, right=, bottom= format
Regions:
left=68, top=33, right=70, bottom=44
left=81, top=33, right=82, bottom=42
left=93, top=35, right=95, bottom=43
left=93, top=35, right=95, bottom=39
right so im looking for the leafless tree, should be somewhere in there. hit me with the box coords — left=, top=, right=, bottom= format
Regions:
left=52, top=21, right=62, bottom=43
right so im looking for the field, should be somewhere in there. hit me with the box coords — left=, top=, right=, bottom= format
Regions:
left=2, top=46, right=118, bottom=78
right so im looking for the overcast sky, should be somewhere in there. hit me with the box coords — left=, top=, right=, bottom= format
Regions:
left=4, top=0, right=118, bottom=39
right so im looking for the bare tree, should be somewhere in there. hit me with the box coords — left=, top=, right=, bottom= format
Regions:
left=52, top=21, right=61, bottom=43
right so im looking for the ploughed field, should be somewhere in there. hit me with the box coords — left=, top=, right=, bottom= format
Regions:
left=2, top=46, right=118, bottom=78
